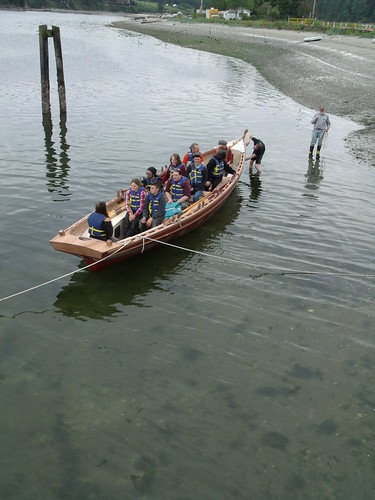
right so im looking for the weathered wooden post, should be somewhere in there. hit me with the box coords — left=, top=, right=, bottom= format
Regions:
left=52, top=25, right=67, bottom=115
left=39, top=24, right=50, bottom=115
left=39, top=25, right=67, bottom=116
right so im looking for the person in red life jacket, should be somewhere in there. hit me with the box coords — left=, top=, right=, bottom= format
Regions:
left=214, top=140, right=233, bottom=164
left=88, top=202, right=117, bottom=241
left=245, top=135, right=265, bottom=175
left=160, top=153, right=186, bottom=185
left=206, top=150, right=235, bottom=191
left=186, top=152, right=208, bottom=202
left=141, top=167, right=162, bottom=189
left=123, top=178, right=145, bottom=237
left=139, top=181, right=166, bottom=232
left=165, top=169, right=191, bottom=210
left=182, top=142, right=204, bottom=167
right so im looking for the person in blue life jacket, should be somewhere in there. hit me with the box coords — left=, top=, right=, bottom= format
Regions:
left=160, top=153, right=186, bottom=185
left=88, top=202, right=118, bottom=241
left=206, top=150, right=235, bottom=191
left=139, top=181, right=166, bottom=232
left=186, top=152, right=208, bottom=202
left=141, top=167, right=162, bottom=189
left=123, top=178, right=145, bottom=238
left=164, top=169, right=191, bottom=210
left=182, top=143, right=204, bottom=167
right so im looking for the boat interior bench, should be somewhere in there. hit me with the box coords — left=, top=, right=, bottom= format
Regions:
left=111, top=211, right=127, bottom=239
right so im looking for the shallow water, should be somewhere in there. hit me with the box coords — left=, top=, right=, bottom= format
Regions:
left=1, top=10, right=375, bottom=499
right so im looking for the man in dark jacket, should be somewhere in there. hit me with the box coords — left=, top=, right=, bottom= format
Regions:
left=206, top=150, right=235, bottom=191
left=245, top=134, right=265, bottom=174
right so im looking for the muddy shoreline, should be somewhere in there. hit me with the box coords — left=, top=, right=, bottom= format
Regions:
left=112, top=18, right=375, bottom=166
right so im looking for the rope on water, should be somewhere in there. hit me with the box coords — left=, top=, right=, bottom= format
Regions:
left=271, top=119, right=311, bottom=140
left=0, top=240, right=130, bottom=303
left=1, top=235, right=374, bottom=304
left=245, top=115, right=320, bottom=156
left=143, top=237, right=375, bottom=279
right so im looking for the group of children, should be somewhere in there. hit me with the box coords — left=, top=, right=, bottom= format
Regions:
left=88, top=140, right=237, bottom=241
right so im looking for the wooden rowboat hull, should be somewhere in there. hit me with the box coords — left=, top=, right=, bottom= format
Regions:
left=50, top=136, right=247, bottom=271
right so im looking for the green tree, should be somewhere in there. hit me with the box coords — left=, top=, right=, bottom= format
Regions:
left=257, top=1, right=280, bottom=18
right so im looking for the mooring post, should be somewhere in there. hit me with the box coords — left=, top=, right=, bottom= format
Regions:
left=52, top=25, right=67, bottom=115
left=39, top=24, right=67, bottom=116
left=39, top=24, right=51, bottom=115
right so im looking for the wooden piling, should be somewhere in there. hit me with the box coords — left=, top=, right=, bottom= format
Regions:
left=39, top=24, right=50, bottom=115
left=52, top=25, right=67, bottom=115
left=39, top=24, right=67, bottom=117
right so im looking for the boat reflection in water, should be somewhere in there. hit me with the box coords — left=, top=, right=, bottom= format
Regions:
left=54, top=189, right=242, bottom=321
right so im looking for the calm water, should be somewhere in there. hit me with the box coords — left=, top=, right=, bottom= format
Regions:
left=1, top=10, right=375, bottom=499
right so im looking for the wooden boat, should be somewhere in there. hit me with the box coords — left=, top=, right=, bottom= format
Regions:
left=50, top=131, right=248, bottom=271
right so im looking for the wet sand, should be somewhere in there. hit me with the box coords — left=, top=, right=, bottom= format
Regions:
left=111, top=18, right=375, bottom=166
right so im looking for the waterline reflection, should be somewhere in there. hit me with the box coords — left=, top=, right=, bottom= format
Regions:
left=305, top=157, right=324, bottom=193
left=43, top=111, right=71, bottom=201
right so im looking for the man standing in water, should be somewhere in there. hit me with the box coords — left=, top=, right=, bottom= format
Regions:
left=245, top=135, right=265, bottom=175
left=309, top=105, right=331, bottom=160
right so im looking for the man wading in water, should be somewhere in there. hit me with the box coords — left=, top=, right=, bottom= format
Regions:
left=245, top=134, right=266, bottom=175
left=309, top=106, right=331, bottom=160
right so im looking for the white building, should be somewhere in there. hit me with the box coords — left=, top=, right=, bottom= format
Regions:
left=222, top=9, right=237, bottom=20
left=211, top=7, right=251, bottom=20
left=239, top=8, right=251, bottom=17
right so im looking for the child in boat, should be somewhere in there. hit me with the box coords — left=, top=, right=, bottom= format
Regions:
left=88, top=202, right=118, bottom=241
left=182, top=142, right=204, bottom=167
left=186, top=153, right=208, bottom=202
left=160, top=153, right=186, bottom=184
left=141, top=167, right=162, bottom=189
left=164, top=169, right=191, bottom=209
left=206, top=150, right=235, bottom=191
left=139, top=181, right=166, bottom=232
left=123, top=178, right=145, bottom=238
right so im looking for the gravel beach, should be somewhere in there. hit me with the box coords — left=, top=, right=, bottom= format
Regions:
left=111, top=17, right=375, bottom=166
